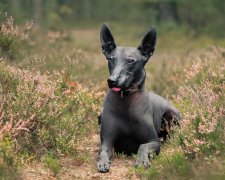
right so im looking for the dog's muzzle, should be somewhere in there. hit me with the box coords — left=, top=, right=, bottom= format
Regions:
left=107, top=77, right=117, bottom=88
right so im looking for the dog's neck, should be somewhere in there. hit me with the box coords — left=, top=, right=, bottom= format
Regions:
left=120, top=70, right=146, bottom=98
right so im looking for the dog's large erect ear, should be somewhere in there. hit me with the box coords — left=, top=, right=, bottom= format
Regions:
left=138, top=27, right=157, bottom=59
left=100, top=24, right=116, bottom=57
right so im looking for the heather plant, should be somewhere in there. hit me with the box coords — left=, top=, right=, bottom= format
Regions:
left=139, top=47, right=225, bottom=179
left=0, top=15, right=32, bottom=59
left=176, top=60, right=224, bottom=158
left=0, top=61, right=100, bottom=168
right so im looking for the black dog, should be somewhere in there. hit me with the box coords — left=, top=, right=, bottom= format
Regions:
left=97, top=24, right=180, bottom=173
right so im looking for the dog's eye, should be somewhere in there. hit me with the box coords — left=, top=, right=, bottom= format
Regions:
left=107, top=57, right=113, bottom=63
left=128, top=59, right=135, bottom=64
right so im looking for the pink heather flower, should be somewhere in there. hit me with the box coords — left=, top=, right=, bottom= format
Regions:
left=193, top=139, right=206, bottom=145
left=185, top=62, right=202, bottom=79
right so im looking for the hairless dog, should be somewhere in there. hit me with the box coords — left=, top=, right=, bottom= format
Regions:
left=97, top=24, right=181, bottom=173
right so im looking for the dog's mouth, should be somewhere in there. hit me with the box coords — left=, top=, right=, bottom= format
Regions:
left=110, top=85, right=132, bottom=93
left=109, top=82, right=134, bottom=93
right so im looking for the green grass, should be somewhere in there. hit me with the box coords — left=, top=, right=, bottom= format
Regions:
left=44, top=155, right=61, bottom=176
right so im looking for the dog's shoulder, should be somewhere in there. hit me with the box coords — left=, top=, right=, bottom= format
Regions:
left=148, top=92, right=169, bottom=107
left=148, top=91, right=181, bottom=118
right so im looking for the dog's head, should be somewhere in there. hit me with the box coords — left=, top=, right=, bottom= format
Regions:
left=100, top=24, right=156, bottom=92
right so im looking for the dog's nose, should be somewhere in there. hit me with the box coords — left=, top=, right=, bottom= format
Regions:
left=107, top=77, right=117, bottom=87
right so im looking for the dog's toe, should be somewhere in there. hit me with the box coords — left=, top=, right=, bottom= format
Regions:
left=97, top=161, right=110, bottom=173
left=135, top=158, right=151, bottom=169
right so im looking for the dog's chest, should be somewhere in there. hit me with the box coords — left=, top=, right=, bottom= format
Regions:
left=110, top=96, right=152, bottom=131
left=107, top=91, right=150, bottom=117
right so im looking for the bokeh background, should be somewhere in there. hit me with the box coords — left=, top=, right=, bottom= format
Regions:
left=2, top=0, right=225, bottom=37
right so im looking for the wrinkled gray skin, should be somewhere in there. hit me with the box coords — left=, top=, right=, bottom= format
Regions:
left=97, top=24, right=180, bottom=173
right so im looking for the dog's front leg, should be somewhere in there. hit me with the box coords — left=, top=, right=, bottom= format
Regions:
left=97, top=140, right=113, bottom=173
left=135, top=140, right=160, bottom=168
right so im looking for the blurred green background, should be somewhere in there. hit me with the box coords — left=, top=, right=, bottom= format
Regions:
left=1, top=0, right=225, bottom=37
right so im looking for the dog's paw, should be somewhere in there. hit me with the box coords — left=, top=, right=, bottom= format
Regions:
left=135, top=157, right=151, bottom=169
left=97, top=160, right=110, bottom=173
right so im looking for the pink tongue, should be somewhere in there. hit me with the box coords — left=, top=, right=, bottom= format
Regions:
left=112, top=87, right=121, bottom=92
